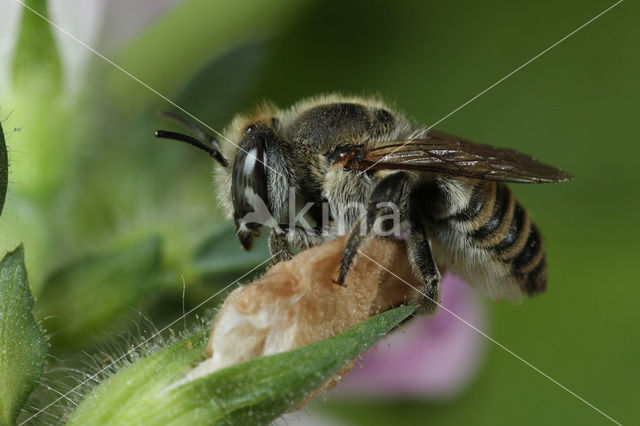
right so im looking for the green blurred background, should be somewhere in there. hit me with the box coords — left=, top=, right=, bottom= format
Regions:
left=0, top=0, right=638, bottom=424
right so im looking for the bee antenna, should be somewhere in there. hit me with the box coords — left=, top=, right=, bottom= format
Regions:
left=156, top=111, right=228, bottom=167
left=160, top=111, right=222, bottom=151
left=155, top=130, right=229, bottom=167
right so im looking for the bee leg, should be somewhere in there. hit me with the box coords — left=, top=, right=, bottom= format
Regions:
left=336, top=222, right=367, bottom=285
left=337, top=172, right=410, bottom=285
left=407, top=209, right=441, bottom=315
left=268, top=228, right=293, bottom=263
left=278, top=223, right=327, bottom=251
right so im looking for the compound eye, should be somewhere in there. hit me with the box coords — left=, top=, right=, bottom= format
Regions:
left=232, top=136, right=270, bottom=234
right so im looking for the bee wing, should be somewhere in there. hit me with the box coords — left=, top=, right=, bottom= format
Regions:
left=356, top=130, right=573, bottom=183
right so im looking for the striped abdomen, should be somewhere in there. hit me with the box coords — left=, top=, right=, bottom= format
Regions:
left=423, top=178, right=547, bottom=300
left=453, top=181, right=546, bottom=295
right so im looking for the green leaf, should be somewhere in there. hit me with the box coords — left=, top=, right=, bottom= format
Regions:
left=0, top=246, right=47, bottom=425
left=0, top=122, right=7, bottom=216
left=37, top=235, right=174, bottom=350
left=12, top=0, right=63, bottom=95
left=67, top=306, right=415, bottom=425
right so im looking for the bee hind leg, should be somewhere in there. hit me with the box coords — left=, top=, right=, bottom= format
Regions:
left=406, top=208, right=441, bottom=315
left=337, top=172, right=411, bottom=285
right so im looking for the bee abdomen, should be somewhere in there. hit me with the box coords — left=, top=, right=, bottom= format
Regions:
left=457, top=182, right=547, bottom=296
left=469, top=182, right=515, bottom=246
left=509, top=222, right=547, bottom=294
left=487, top=195, right=547, bottom=295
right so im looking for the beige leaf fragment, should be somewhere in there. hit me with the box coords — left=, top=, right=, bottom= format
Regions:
left=185, top=235, right=423, bottom=406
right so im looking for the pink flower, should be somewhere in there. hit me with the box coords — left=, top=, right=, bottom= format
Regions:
left=333, top=273, right=488, bottom=400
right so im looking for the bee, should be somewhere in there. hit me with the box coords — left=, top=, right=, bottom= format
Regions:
left=156, top=94, right=572, bottom=314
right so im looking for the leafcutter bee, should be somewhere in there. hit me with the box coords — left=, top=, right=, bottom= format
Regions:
left=156, top=94, right=572, bottom=314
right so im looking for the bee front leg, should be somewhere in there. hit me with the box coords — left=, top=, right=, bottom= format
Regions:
left=268, top=228, right=293, bottom=263
left=337, top=172, right=410, bottom=285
